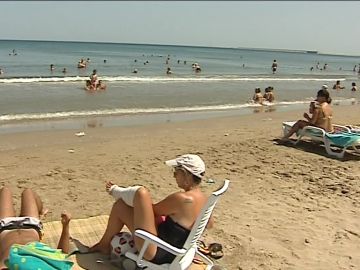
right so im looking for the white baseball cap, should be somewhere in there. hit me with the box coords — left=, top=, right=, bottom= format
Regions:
left=321, top=84, right=328, bottom=90
left=165, top=154, right=205, bottom=178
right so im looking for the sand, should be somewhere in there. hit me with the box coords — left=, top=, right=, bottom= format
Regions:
left=0, top=105, right=359, bottom=270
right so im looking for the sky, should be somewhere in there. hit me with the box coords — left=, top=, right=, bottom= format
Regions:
left=0, top=1, right=359, bottom=56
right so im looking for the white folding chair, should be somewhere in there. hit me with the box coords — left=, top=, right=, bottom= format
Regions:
left=125, top=180, right=230, bottom=270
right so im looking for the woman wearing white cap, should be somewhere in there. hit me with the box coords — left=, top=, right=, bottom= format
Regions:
left=89, top=154, right=213, bottom=264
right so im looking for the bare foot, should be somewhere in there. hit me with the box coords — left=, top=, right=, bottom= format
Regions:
left=61, top=211, right=71, bottom=225
left=88, top=242, right=111, bottom=255
left=40, top=208, right=49, bottom=219
left=278, top=137, right=290, bottom=142
left=105, top=181, right=115, bottom=193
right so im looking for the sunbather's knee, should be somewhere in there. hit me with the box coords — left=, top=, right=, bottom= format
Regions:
left=21, top=188, right=34, bottom=198
left=135, top=186, right=151, bottom=201
left=0, top=186, right=11, bottom=193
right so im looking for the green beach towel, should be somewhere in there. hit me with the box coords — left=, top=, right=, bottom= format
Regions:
left=325, top=132, right=360, bottom=147
left=5, top=242, right=73, bottom=270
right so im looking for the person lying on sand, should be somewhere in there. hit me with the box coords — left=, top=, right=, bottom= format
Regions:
left=280, top=88, right=333, bottom=142
left=0, top=186, right=72, bottom=269
left=89, top=154, right=214, bottom=265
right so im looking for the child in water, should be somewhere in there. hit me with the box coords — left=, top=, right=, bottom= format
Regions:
left=263, top=87, right=275, bottom=103
left=351, top=82, right=357, bottom=92
left=253, top=88, right=264, bottom=104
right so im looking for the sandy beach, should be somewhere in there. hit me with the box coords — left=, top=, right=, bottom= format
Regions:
left=1, top=105, right=359, bottom=270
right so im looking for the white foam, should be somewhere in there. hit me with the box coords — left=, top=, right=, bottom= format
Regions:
left=0, top=75, right=346, bottom=84
left=0, top=98, right=354, bottom=122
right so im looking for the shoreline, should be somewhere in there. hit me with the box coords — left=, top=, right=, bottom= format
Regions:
left=1, top=105, right=359, bottom=269
left=0, top=102, right=353, bottom=135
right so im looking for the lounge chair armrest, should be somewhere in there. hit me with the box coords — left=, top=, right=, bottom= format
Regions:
left=134, top=229, right=187, bottom=256
left=302, top=126, right=326, bottom=135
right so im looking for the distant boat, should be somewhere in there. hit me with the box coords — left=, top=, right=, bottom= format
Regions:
left=306, top=50, right=318, bottom=54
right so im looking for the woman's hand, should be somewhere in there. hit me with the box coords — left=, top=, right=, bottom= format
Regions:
left=303, top=112, right=310, bottom=121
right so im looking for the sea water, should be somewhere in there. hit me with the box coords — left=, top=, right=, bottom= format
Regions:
left=0, top=40, right=359, bottom=131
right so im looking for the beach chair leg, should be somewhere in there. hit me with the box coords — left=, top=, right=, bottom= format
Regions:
left=352, top=144, right=360, bottom=154
left=324, top=139, right=345, bottom=158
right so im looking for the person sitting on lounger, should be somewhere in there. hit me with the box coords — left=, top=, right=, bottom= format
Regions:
left=281, top=88, right=333, bottom=141
left=89, top=154, right=214, bottom=265
left=0, top=186, right=72, bottom=269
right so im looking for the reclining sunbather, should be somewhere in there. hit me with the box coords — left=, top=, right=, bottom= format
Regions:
left=0, top=186, right=72, bottom=269
left=281, top=88, right=333, bottom=141
left=89, top=154, right=214, bottom=265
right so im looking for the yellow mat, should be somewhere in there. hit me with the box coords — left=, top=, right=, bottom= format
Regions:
left=42, top=215, right=209, bottom=270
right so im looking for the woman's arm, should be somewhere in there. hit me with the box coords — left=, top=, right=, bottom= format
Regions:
left=309, top=107, right=320, bottom=125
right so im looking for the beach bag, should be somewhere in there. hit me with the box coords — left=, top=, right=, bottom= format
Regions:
left=5, top=241, right=73, bottom=270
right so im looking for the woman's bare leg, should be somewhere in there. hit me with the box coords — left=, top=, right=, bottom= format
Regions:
left=19, top=188, right=43, bottom=218
left=0, top=186, right=16, bottom=219
left=282, top=120, right=309, bottom=140
left=89, top=187, right=158, bottom=260
left=132, top=187, right=158, bottom=260
left=89, top=199, right=134, bottom=254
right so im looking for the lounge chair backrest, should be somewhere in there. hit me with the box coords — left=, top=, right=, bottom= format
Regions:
left=183, top=179, right=230, bottom=249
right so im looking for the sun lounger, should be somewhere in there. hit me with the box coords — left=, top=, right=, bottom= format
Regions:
left=345, top=125, right=360, bottom=134
left=282, top=121, right=360, bottom=158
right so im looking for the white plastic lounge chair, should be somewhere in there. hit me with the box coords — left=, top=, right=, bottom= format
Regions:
left=125, top=179, right=230, bottom=270
left=282, top=121, right=360, bottom=158
left=346, top=125, right=360, bottom=134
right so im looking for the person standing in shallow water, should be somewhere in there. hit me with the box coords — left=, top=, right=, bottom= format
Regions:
left=332, top=80, right=345, bottom=90
left=90, top=69, right=98, bottom=89
left=271, top=60, right=278, bottom=74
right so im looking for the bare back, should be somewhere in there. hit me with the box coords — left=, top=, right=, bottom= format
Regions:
left=314, top=103, right=333, bottom=132
left=154, top=188, right=208, bottom=230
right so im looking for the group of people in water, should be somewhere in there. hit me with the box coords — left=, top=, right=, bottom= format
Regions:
left=85, top=69, right=106, bottom=91
left=252, top=86, right=275, bottom=104
left=0, top=154, right=211, bottom=268
left=332, top=80, right=358, bottom=92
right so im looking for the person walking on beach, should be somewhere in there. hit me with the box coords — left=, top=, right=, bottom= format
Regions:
left=89, top=154, right=213, bottom=265
left=0, top=186, right=72, bottom=268
left=271, top=60, right=278, bottom=74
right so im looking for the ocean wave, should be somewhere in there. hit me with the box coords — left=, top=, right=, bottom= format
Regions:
left=0, top=75, right=346, bottom=84
left=0, top=101, right=311, bottom=122
left=1, top=98, right=356, bottom=122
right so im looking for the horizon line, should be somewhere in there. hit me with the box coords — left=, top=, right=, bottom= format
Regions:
left=1, top=38, right=359, bottom=58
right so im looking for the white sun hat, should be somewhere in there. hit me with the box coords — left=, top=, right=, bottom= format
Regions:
left=165, top=154, right=205, bottom=178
